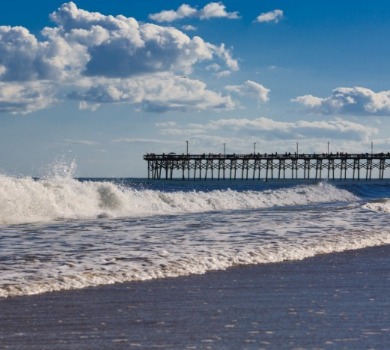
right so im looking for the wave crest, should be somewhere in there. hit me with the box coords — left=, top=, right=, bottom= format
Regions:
left=363, top=199, right=390, bottom=213
left=0, top=176, right=358, bottom=225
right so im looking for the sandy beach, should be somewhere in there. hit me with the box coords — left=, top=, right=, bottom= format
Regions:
left=1, top=245, right=390, bottom=349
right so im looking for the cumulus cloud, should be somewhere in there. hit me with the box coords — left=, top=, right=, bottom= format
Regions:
left=0, top=2, right=240, bottom=114
left=0, top=82, right=57, bottom=114
left=255, top=9, right=284, bottom=24
left=0, top=26, right=68, bottom=82
left=69, top=73, right=235, bottom=112
left=149, top=2, right=240, bottom=23
left=292, top=87, right=390, bottom=116
left=225, top=80, right=270, bottom=103
left=200, top=2, right=240, bottom=20
left=49, top=2, right=238, bottom=77
left=149, top=4, right=197, bottom=23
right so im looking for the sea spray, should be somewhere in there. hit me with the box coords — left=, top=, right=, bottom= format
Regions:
left=41, top=157, right=78, bottom=180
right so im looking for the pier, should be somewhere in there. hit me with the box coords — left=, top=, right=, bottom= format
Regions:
left=144, top=152, right=390, bottom=181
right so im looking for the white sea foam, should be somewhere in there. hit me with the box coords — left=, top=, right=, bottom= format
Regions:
left=1, top=219, right=389, bottom=298
left=2, top=167, right=383, bottom=298
left=0, top=174, right=358, bottom=225
left=363, top=199, right=390, bottom=213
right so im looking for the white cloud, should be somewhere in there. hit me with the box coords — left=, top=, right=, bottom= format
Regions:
left=255, top=9, right=284, bottom=24
left=49, top=2, right=238, bottom=77
left=78, top=101, right=100, bottom=111
left=0, top=26, right=66, bottom=82
left=149, top=4, right=197, bottom=23
left=155, top=121, right=177, bottom=128
left=225, top=80, right=270, bottom=103
left=158, top=117, right=377, bottom=142
left=200, top=2, right=240, bottom=20
left=0, top=82, right=57, bottom=114
left=182, top=25, right=197, bottom=31
left=69, top=73, right=236, bottom=112
left=215, top=70, right=231, bottom=78
left=112, top=138, right=178, bottom=144
left=0, top=2, right=240, bottom=114
left=65, top=139, right=97, bottom=145
left=150, top=2, right=240, bottom=23
left=292, top=87, right=390, bottom=116
left=152, top=116, right=383, bottom=155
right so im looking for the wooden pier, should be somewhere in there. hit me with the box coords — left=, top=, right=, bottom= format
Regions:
left=144, top=152, right=390, bottom=181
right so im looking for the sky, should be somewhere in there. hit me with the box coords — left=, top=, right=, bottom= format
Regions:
left=0, top=0, right=389, bottom=177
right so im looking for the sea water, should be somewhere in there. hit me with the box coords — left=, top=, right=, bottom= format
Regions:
left=0, top=165, right=390, bottom=298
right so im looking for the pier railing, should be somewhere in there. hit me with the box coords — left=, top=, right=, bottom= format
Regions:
left=143, top=152, right=390, bottom=180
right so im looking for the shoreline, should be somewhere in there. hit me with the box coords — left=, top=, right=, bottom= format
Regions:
left=1, top=245, right=390, bottom=349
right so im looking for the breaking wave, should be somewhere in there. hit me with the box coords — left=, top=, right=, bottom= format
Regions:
left=363, top=199, right=390, bottom=213
left=0, top=173, right=358, bottom=226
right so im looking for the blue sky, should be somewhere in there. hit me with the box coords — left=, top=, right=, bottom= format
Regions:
left=0, top=1, right=389, bottom=177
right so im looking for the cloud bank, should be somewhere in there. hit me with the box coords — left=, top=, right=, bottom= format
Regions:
left=0, top=2, right=241, bottom=114
left=159, top=117, right=377, bottom=142
left=293, top=87, right=390, bottom=116
left=149, top=2, right=240, bottom=23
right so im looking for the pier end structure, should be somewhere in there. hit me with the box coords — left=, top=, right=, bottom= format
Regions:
left=143, top=152, right=390, bottom=181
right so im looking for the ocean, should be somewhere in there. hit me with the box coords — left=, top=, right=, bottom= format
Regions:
left=1, top=166, right=390, bottom=299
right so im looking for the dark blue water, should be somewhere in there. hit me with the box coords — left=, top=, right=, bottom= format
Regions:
left=84, top=177, right=390, bottom=199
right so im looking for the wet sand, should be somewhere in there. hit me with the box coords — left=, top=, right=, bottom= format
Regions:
left=1, top=245, right=390, bottom=349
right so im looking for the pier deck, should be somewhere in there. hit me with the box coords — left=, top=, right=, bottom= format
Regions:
left=144, top=152, right=390, bottom=181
